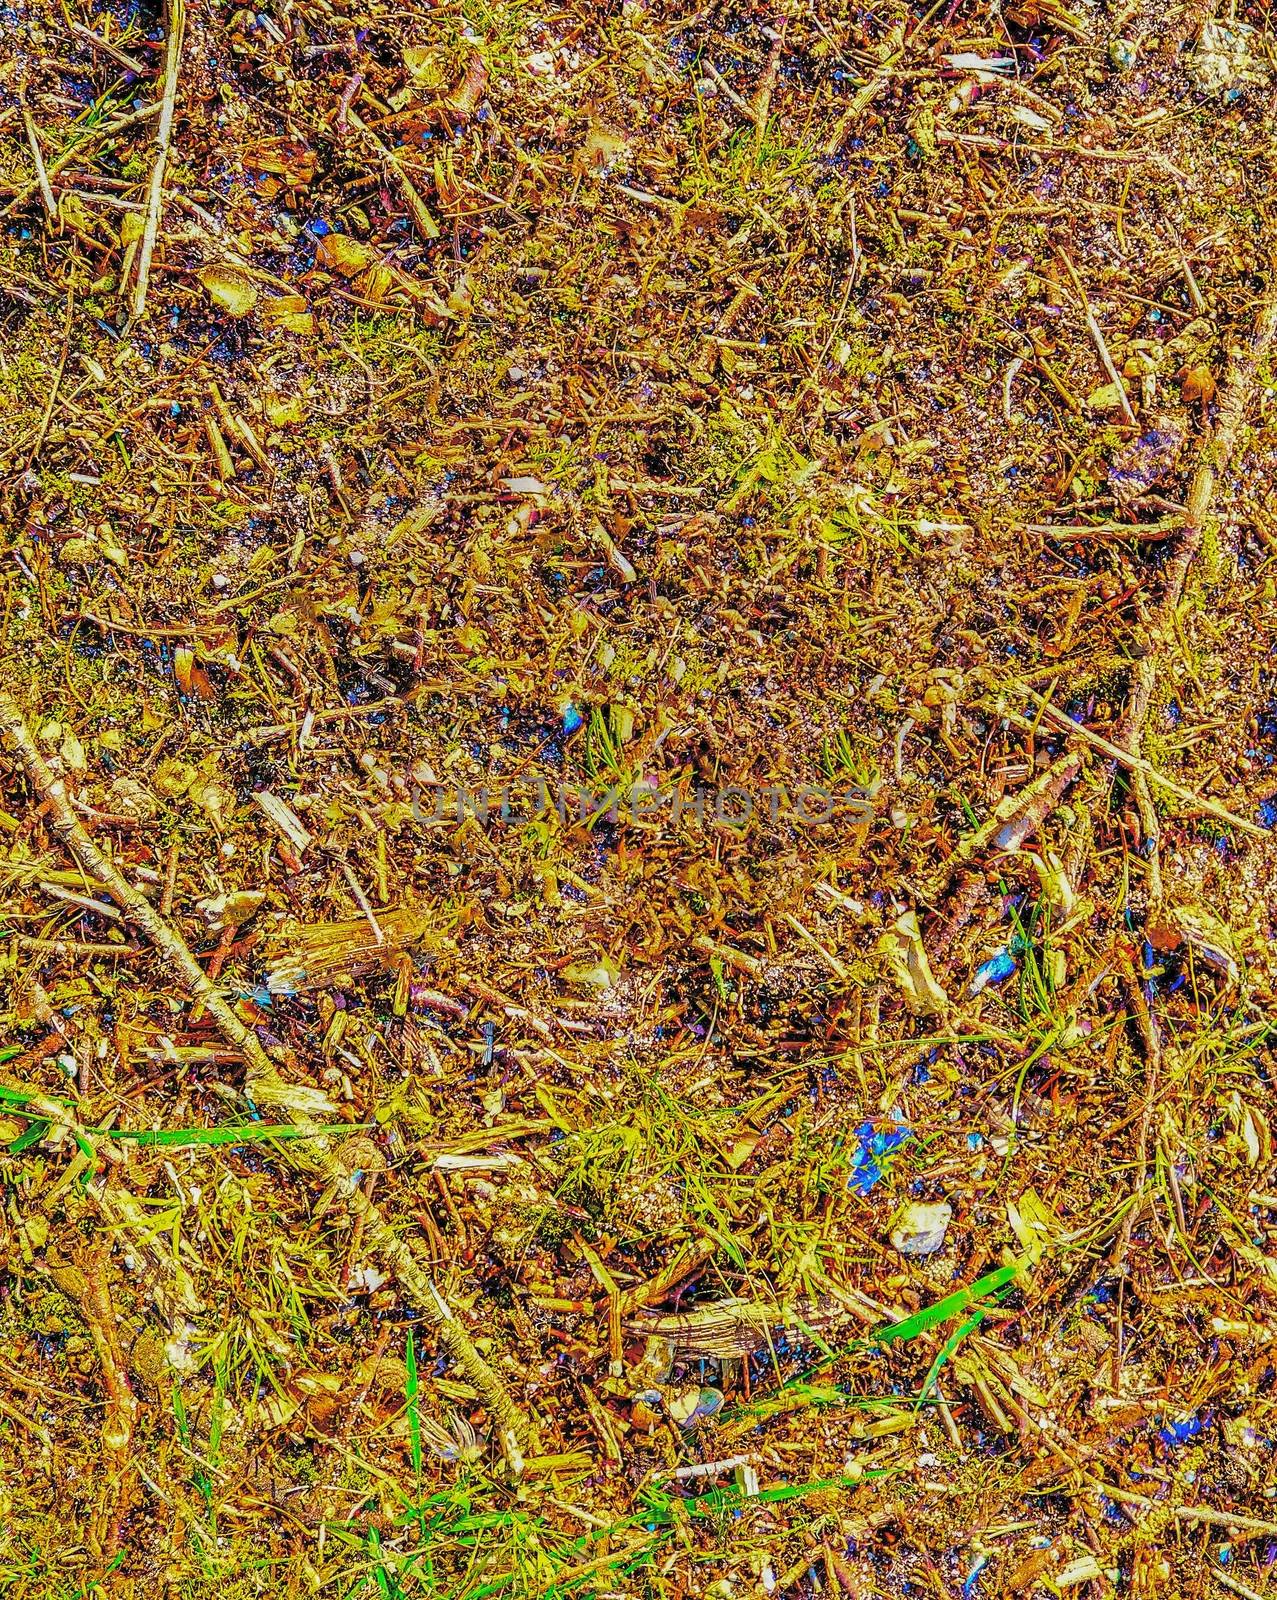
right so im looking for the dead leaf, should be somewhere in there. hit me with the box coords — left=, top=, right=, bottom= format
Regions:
left=316, top=233, right=380, bottom=279
left=262, top=294, right=314, bottom=336
left=580, top=122, right=630, bottom=170
left=173, top=646, right=214, bottom=700
left=199, top=262, right=258, bottom=318
left=242, top=138, right=316, bottom=190
left=878, top=911, right=949, bottom=1015
left=60, top=730, right=87, bottom=773
left=263, top=392, right=307, bottom=426
left=447, top=54, right=488, bottom=118
left=1181, top=364, right=1216, bottom=404
left=403, top=44, right=447, bottom=88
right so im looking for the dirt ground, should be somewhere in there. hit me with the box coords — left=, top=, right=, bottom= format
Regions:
left=2, top=0, right=1277, bottom=1595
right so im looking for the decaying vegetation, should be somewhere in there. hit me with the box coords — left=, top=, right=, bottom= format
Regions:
left=2, top=0, right=1277, bottom=1593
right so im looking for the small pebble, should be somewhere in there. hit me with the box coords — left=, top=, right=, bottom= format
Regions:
left=1109, top=37, right=1137, bottom=70
left=891, top=1200, right=953, bottom=1257
left=211, top=572, right=229, bottom=591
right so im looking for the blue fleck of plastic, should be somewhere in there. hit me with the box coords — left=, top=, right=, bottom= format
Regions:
left=970, top=949, right=1016, bottom=995
left=962, top=1555, right=989, bottom=1598
left=1259, top=798, right=1277, bottom=829
left=562, top=704, right=584, bottom=735
left=848, top=1119, right=911, bottom=1194
left=1159, top=1414, right=1204, bottom=1448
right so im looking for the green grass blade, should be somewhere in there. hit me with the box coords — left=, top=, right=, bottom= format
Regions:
left=914, top=1309, right=986, bottom=1407
left=0, top=1083, right=72, bottom=1106
left=7, top=1119, right=49, bottom=1154
left=874, top=1264, right=1019, bottom=1345
left=98, top=1121, right=370, bottom=1147
left=406, top=1328, right=422, bottom=1485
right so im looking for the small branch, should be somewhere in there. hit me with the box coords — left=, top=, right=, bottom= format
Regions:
left=1175, top=1505, right=1277, bottom=1538
left=0, top=100, right=162, bottom=218
left=1173, top=229, right=1207, bottom=314
left=1161, top=251, right=1277, bottom=611
left=1031, top=518, right=1180, bottom=542
left=340, top=858, right=385, bottom=944
left=699, top=60, right=755, bottom=121
left=823, top=42, right=903, bottom=155
left=0, top=689, right=315, bottom=1113
left=1212, top=1569, right=1270, bottom=1600
left=131, top=0, right=184, bottom=321
left=67, top=20, right=151, bottom=76
left=750, top=22, right=786, bottom=144
left=20, top=102, right=57, bottom=219
left=1109, top=252, right=1277, bottom=883
left=26, top=291, right=73, bottom=469
left=45, top=1248, right=137, bottom=1452
left=1019, top=692, right=1267, bottom=838
left=346, top=107, right=440, bottom=242
left=1058, top=248, right=1137, bottom=426
left=38, top=880, right=122, bottom=920
left=11, top=935, right=145, bottom=957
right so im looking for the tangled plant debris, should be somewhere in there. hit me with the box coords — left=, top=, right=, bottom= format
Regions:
left=2, top=0, right=1277, bottom=1595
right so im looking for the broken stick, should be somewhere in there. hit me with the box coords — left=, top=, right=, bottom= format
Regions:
left=132, top=0, right=184, bottom=320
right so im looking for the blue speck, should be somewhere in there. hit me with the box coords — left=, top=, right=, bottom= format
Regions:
left=562, top=704, right=584, bottom=735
